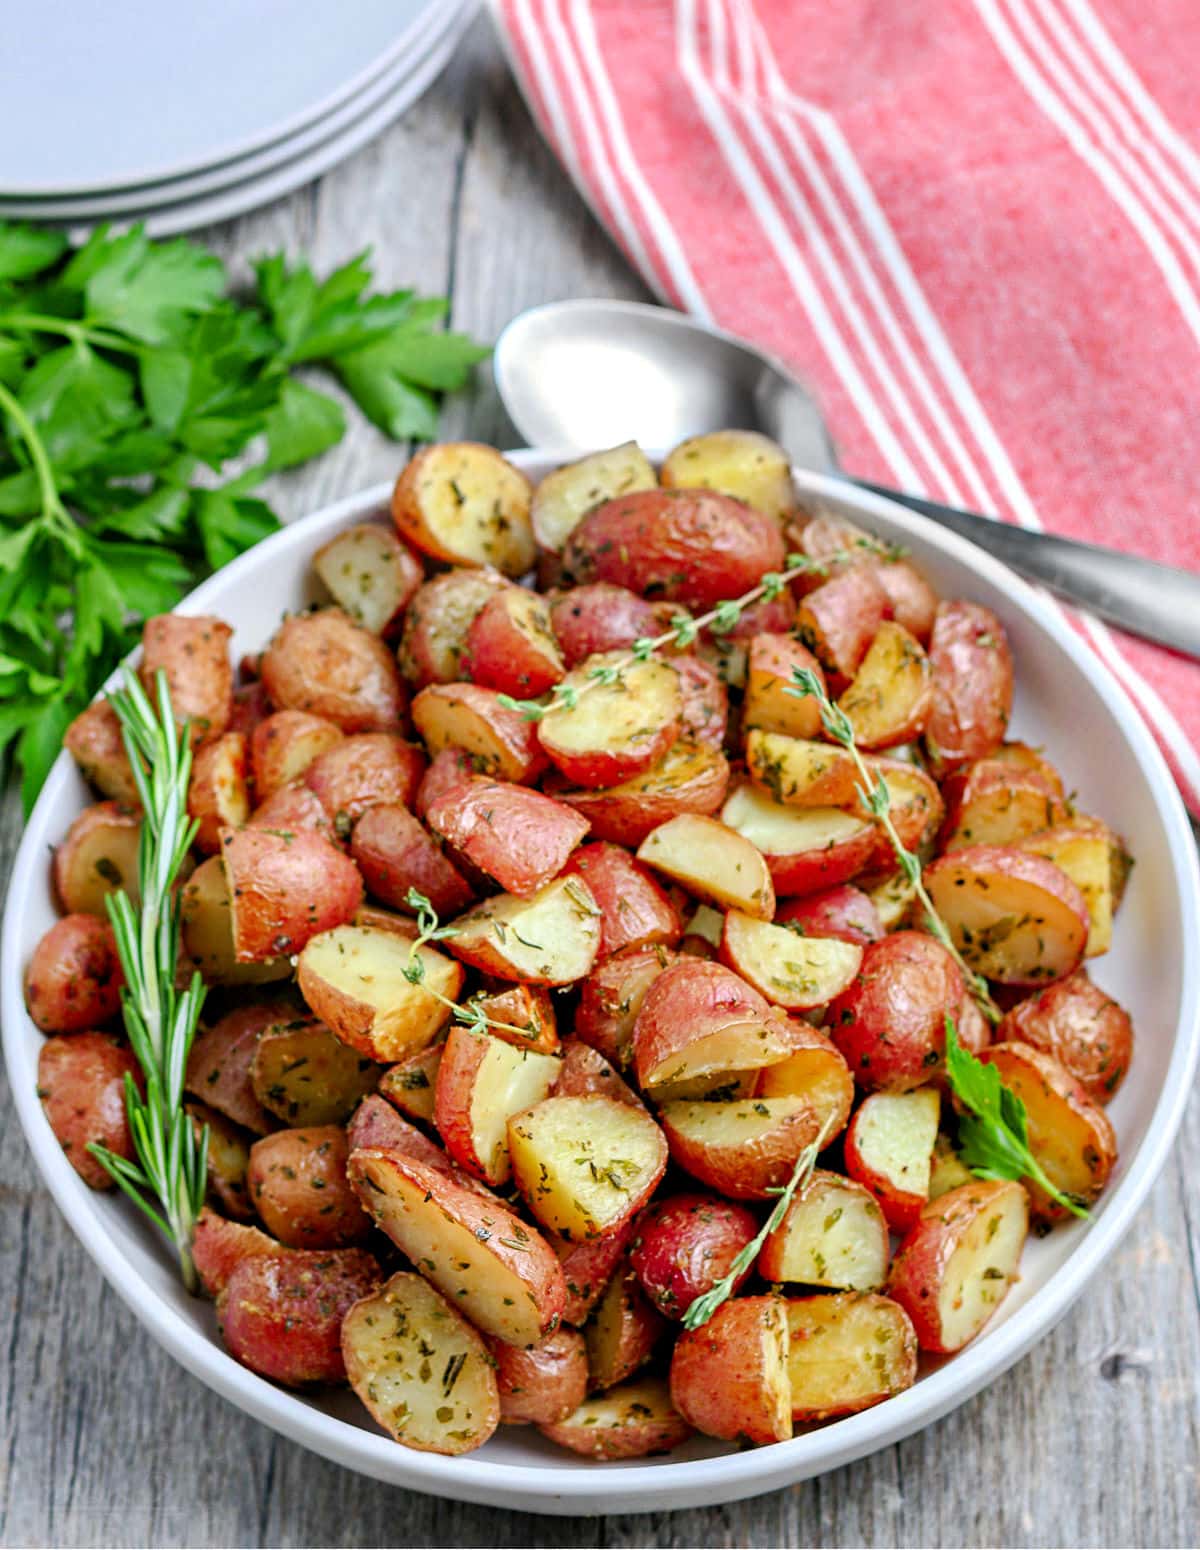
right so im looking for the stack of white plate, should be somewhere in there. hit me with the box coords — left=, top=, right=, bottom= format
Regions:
left=0, top=0, right=475, bottom=235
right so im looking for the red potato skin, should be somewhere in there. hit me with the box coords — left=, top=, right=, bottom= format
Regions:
left=348, top=1094, right=444, bottom=1161
left=562, top=488, right=786, bottom=612
left=218, top=1247, right=381, bottom=1387
left=675, top=656, right=729, bottom=749
left=140, top=613, right=233, bottom=746
left=53, top=801, right=142, bottom=916
left=303, top=734, right=425, bottom=825
left=925, top=601, right=1014, bottom=771
left=411, top=682, right=548, bottom=783
left=552, top=744, right=730, bottom=848
left=775, top=885, right=885, bottom=948
left=554, top=1222, right=636, bottom=1325
left=550, top=584, right=662, bottom=669
left=351, top=803, right=474, bottom=917
left=397, top=567, right=511, bottom=689
left=461, top=588, right=565, bottom=697
left=997, top=971, right=1133, bottom=1103
left=827, top=932, right=966, bottom=1092
left=631, top=958, right=774, bottom=1089
left=563, top=843, right=683, bottom=959
left=795, top=565, right=890, bottom=685
left=843, top=1102, right=932, bottom=1234
left=489, top=1327, right=589, bottom=1425
left=185, top=1000, right=292, bottom=1134
left=426, top=777, right=590, bottom=898
left=629, top=1193, right=759, bottom=1320
left=192, top=1207, right=286, bottom=1297
left=875, top=560, right=938, bottom=644
left=708, top=592, right=795, bottom=644
left=764, top=820, right=878, bottom=899
left=939, top=759, right=1066, bottom=851
left=858, top=758, right=945, bottom=876
left=188, top=732, right=251, bottom=855
left=743, top=634, right=827, bottom=740
left=229, top=682, right=273, bottom=741
left=63, top=699, right=139, bottom=806
left=415, top=747, right=475, bottom=819
left=25, top=914, right=124, bottom=1033
left=669, top=1296, right=792, bottom=1444
left=575, top=944, right=677, bottom=1069
left=37, top=1032, right=141, bottom=1190
left=248, top=1127, right=371, bottom=1249
left=260, top=609, right=408, bottom=733
left=250, top=710, right=344, bottom=800
left=219, top=826, right=362, bottom=962
left=246, top=782, right=338, bottom=844
left=554, top=1039, right=644, bottom=1110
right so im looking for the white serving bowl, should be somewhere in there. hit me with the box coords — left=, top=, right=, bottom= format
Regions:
left=3, top=452, right=1198, bottom=1515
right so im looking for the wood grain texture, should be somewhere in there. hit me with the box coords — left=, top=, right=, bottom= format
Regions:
left=1, top=17, right=1198, bottom=1547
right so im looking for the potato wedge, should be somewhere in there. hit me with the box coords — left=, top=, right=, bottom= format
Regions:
left=743, top=634, right=827, bottom=741
left=584, top=1268, right=666, bottom=1392
left=795, top=564, right=889, bottom=683
left=54, top=801, right=143, bottom=916
left=758, top=1170, right=889, bottom=1290
left=392, top=442, right=534, bottom=575
left=220, top=826, right=362, bottom=962
left=312, top=521, right=422, bottom=636
left=64, top=698, right=140, bottom=806
left=553, top=1223, right=635, bottom=1326
left=637, top=813, right=774, bottom=920
left=720, top=781, right=875, bottom=898
left=660, top=1094, right=836, bottom=1200
left=661, top=429, right=794, bottom=521
left=193, top=1207, right=285, bottom=1297
left=426, top=776, right=588, bottom=898
left=553, top=740, right=730, bottom=848
left=774, top=884, right=884, bottom=947
left=187, top=732, right=250, bottom=854
left=786, top=1292, right=917, bottom=1421
left=941, top=758, right=1068, bottom=853
left=398, top=567, right=511, bottom=689
left=445, top=875, right=601, bottom=986
left=378, top=1043, right=444, bottom=1123
left=186, top=1100, right=254, bottom=1220
left=549, top=582, right=663, bottom=669
left=248, top=1126, right=370, bottom=1249
left=461, top=586, right=565, bottom=698
left=350, top=802, right=474, bottom=918
left=490, top=1325, right=589, bottom=1425
left=754, top=1024, right=855, bottom=1128
left=629, top=1192, right=758, bottom=1320
left=297, top=924, right=462, bottom=1062
left=538, top=1375, right=692, bottom=1459
left=303, top=733, right=424, bottom=826
left=670, top=1296, right=792, bottom=1445
left=836, top=621, right=931, bottom=749
left=563, top=842, right=682, bottom=960
left=342, top=1271, right=500, bottom=1454
left=260, top=609, right=407, bottom=733
left=530, top=441, right=658, bottom=555
left=140, top=613, right=233, bottom=746
left=250, top=1017, right=381, bottom=1127
left=720, top=912, right=862, bottom=1012
left=434, top=1028, right=561, bottom=1186
left=575, top=943, right=676, bottom=1069
left=24, top=913, right=123, bottom=1034
left=411, top=682, right=546, bottom=783
left=180, top=856, right=291, bottom=987
left=538, top=655, right=682, bottom=789
left=186, top=999, right=295, bottom=1134
left=554, top=1039, right=643, bottom=1109
left=508, top=1095, right=668, bottom=1241
left=888, top=1179, right=1028, bottom=1353
left=37, top=1031, right=141, bottom=1190
left=1019, top=824, right=1118, bottom=958
left=924, top=845, right=1089, bottom=986
left=251, top=710, right=345, bottom=800
left=996, top=970, right=1132, bottom=1103
left=844, top=1087, right=941, bottom=1233
left=925, top=601, right=1013, bottom=772
left=856, top=757, right=945, bottom=877
left=245, top=782, right=338, bottom=845
left=348, top=1148, right=566, bottom=1345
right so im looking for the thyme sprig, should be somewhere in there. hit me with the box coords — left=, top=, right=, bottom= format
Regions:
left=87, top=669, right=209, bottom=1292
left=498, top=542, right=892, bottom=722
left=787, top=666, right=1001, bottom=1024
left=681, top=1112, right=837, bottom=1331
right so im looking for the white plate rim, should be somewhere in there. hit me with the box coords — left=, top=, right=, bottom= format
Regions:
left=3, top=457, right=1197, bottom=1515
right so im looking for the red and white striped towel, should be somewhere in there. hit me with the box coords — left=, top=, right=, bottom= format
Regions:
left=491, top=0, right=1200, bottom=811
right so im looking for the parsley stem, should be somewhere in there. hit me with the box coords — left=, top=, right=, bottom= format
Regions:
left=0, top=376, right=76, bottom=544
left=0, top=311, right=139, bottom=355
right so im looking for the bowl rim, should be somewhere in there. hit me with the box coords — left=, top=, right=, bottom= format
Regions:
left=4, top=455, right=1198, bottom=1514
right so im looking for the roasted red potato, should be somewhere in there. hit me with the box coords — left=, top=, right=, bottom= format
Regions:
left=554, top=741, right=730, bottom=848
left=303, top=733, right=425, bottom=825
left=64, top=698, right=140, bottom=806
left=827, top=931, right=965, bottom=1092
left=1019, top=822, right=1122, bottom=958
left=179, top=857, right=291, bottom=987
left=434, top=1026, right=561, bottom=1185
left=786, top=1293, right=918, bottom=1421
left=248, top=1126, right=371, bottom=1249
left=349, top=1148, right=566, bottom=1346
left=554, top=1223, right=635, bottom=1327
left=538, top=1376, right=692, bottom=1460
left=746, top=731, right=862, bottom=809
left=660, top=429, right=794, bottom=521
left=720, top=781, right=875, bottom=898
left=377, top=1043, right=444, bottom=1123
left=844, top=1087, right=941, bottom=1233
left=836, top=621, right=931, bottom=749
left=218, top=1246, right=380, bottom=1387
left=347, top=1093, right=436, bottom=1156
left=426, top=776, right=588, bottom=898
left=342, top=1272, right=500, bottom=1454
left=37, top=1031, right=141, bottom=1190
left=25, top=913, right=123, bottom=1033
left=856, top=757, right=945, bottom=877
left=188, top=1099, right=255, bottom=1220
left=531, top=442, right=658, bottom=555
left=742, top=634, right=826, bottom=741
left=411, top=682, right=546, bottom=783
left=549, top=583, right=662, bottom=668
left=629, top=1192, right=758, bottom=1320
left=228, top=681, right=273, bottom=741
left=444, top=875, right=602, bottom=986
left=414, top=746, right=475, bottom=818
left=297, top=923, right=461, bottom=1063
left=508, top=1094, right=668, bottom=1241
left=250, top=710, right=344, bottom=799
left=924, top=845, right=1089, bottom=986
left=464, top=983, right=559, bottom=1056
left=754, top=1022, right=855, bottom=1127
left=350, top=802, right=474, bottom=917
left=187, top=731, right=250, bottom=853
left=940, top=757, right=1068, bottom=853
left=54, top=801, right=143, bottom=916
left=887, top=1179, right=1028, bottom=1353
left=989, top=740, right=1067, bottom=796
left=583, top=1267, right=666, bottom=1392
left=260, top=608, right=407, bottom=733
left=670, top=1295, right=792, bottom=1445
left=719, top=910, right=862, bottom=1011
left=554, top=1039, right=642, bottom=1109
left=461, top=586, right=565, bottom=697
left=759, top=1170, right=890, bottom=1290
left=637, top=813, right=774, bottom=920
left=983, top=1042, right=1117, bottom=1217
left=563, top=487, right=785, bottom=611
left=538, top=655, right=682, bottom=789
left=250, top=1018, right=381, bottom=1127
left=562, top=842, right=682, bottom=959
left=774, top=884, right=884, bottom=947
left=219, top=826, right=362, bottom=962
left=193, top=1207, right=286, bottom=1297
left=312, top=521, right=422, bottom=636
left=140, top=613, right=233, bottom=746
left=575, top=943, right=676, bottom=1069
left=925, top=601, right=1013, bottom=772
left=392, top=442, right=535, bottom=575
left=996, top=970, right=1132, bottom=1103
left=186, top=999, right=294, bottom=1134
left=795, top=564, right=889, bottom=684
left=660, top=1094, right=837, bottom=1200
left=490, top=1325, right=589, bottom=1425
left=246, top=782, right=337, bottom=844
left=674, top=656, right=729, bottom=749
left=398, top=567, right=510, bottom=688
left=874, top=560, right=938, bottom=644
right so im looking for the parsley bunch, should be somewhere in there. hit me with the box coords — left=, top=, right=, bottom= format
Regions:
left=0, top=221, right=488, bottom=810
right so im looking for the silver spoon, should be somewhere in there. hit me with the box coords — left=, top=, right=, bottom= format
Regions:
left=494, top=298, right=1200, bottom=662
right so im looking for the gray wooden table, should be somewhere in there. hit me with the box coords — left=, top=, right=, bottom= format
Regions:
left=1, top=18, right=1198, bottom=1548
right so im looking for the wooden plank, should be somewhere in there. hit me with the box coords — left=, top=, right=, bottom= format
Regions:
left=0, top=16, right=1197, bottom=1547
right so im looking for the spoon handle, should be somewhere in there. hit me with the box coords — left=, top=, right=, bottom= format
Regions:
left=847, top=477, right=1200, bottom=662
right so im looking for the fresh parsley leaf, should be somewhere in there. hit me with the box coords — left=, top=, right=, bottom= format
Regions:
left=194, top=490, right=280, bottom=572
left=69, top=228, right=225, bottom=344
left=0, top=223, right=68, bottom=283
left=263, top=378, right=345, bottom=472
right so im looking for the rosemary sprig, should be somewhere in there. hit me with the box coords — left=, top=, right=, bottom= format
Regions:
left=498, top=542, right=892, bottom=722
left=681, top=1112, right=836, bottom=1330
left=787, top=666, right=1001, bottom=1023
left=87, top=669, right=209, bottom=1293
